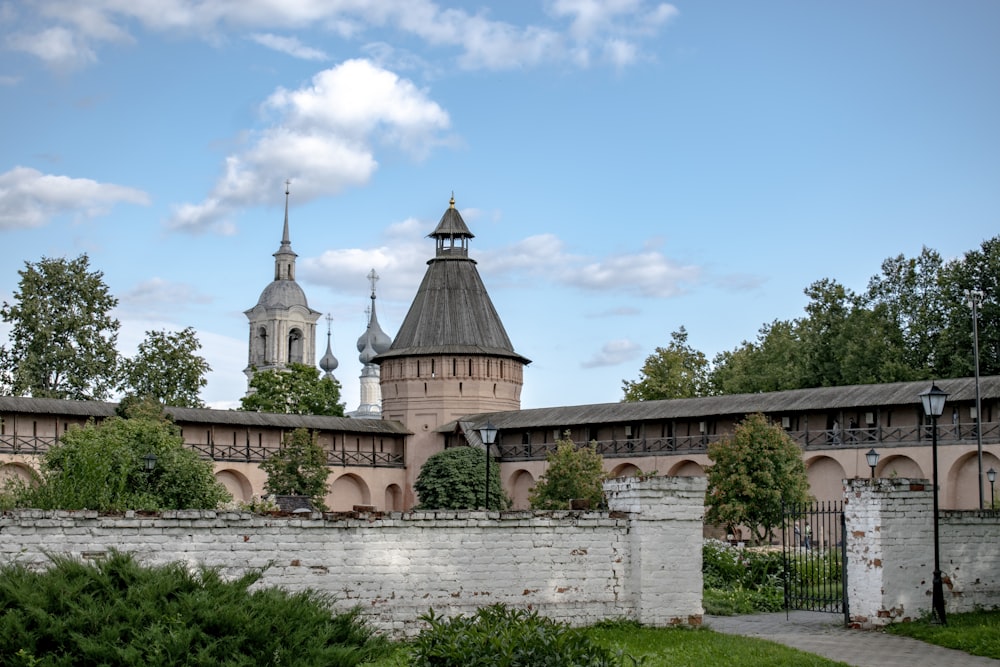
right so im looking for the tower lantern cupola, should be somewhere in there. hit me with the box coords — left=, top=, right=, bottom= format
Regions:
left=431, top=194, right=473, bottom=258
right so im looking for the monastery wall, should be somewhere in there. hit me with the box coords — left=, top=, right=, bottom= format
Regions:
left=0, top=476, right=706, bottom=637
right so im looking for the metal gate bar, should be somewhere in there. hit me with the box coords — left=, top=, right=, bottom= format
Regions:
left=782, top=501, right=848, bottom=625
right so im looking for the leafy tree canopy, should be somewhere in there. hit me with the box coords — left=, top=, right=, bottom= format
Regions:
left=622, top=327, right=710, bottom=401
left=259, top=428, right=331, bottom=510
left=705, top=413, right=811, bottom=544
left=5, top=405, right=230, bottom=511
left=414, top=446, right=508, bottom=510
left=704, top=235, right=1000, bottom=394
left=240, top=363, right=345, bottom=416
left=0, top=254, right=120, bottom=400
left=120, top=327, right=211, bottom=408
left=529, top=433, right=606, bottom=510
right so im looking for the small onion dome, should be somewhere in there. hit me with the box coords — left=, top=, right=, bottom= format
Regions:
left=359, top=333, right=378, bottom=365
left=319, top=339, right=339, bottom=375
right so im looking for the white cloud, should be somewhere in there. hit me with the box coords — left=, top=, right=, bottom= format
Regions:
left=479, top=233, right=701, bottom=298
left=166, top=59, right=451, bottom=233
left=0, top=74, right=21, bottom=85
left=12, top=1, right=677, bottom=72
left=6, top=26, right=97, bottom=69
left=119, top=278, right=214, bottom=319
left=0, top=166, right=150, bottom=229
left=299, top=217, right=431, bottom=301
left=249, top=32, right=328, bottom=60
left=581, top=338, right=642, bottom=368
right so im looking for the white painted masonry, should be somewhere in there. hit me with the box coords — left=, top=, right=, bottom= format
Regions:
left=0, top=476, right=705, bottom=636
left=845, top=478, right=1000, bottom=628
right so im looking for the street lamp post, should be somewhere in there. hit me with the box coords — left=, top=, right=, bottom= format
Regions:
left=919, top=383, right=948, bottom=625
left=478, top=421, right=498, bottom=511
left=865, top=448, right=880, bottom=479
left=988, top=468, right=997, bottom=509
left=967, top=289, right=985, bottom=509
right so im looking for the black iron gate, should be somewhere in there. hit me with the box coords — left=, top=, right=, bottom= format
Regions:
left=782, top=501, right=847, bottom=624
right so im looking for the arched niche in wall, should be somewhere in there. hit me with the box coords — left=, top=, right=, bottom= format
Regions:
left=804, top=455, right=847, bottom=504
left=384, top=484, right=403, bottom=511
left=507, top=469, right=535, bottom=510
left=609, top=462, right=642, bottom=479
left=329, top=473, right=371, bottom=511
left=668, top=459, right=705, bottom=477
left=215, top=469, right=254, bottom=502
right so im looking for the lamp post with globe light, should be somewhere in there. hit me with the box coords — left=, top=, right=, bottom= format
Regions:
left=478, top=421, right=498, bottom=510
left=919, top=383, right=948, bottom=625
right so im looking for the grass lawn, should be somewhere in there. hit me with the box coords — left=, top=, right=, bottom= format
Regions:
left=883, top=609, right=1000, bottom=660
left=360, top=624, right=852, bottom=667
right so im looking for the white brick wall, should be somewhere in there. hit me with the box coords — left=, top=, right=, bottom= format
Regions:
left=0, top=476, right=705, bottom=636
left=845, top=478, right=1000, bottom=628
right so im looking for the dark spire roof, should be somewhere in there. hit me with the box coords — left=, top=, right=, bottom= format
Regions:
left=376, top=196, right=530, bottom=364
left=253, top=181, right=313, bottom=310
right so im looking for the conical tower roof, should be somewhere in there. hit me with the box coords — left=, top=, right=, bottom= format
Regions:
left=376, top=196, right=529, bottom=364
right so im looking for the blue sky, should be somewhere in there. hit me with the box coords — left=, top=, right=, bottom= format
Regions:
left=2, top=1, right=999, bottom=411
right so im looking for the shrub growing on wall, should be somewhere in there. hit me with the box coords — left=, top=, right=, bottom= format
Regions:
left=414, top=446, right=508, bottom=510
left=6, top=409, right=229, bottom=511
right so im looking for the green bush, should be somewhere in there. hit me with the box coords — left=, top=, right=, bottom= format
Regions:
left=702, top=540, right=785, bottom=615
left=0, top=551, right=391, bottom=667
left=529, top=434, right=606, bottom=510
left=411, top=604, right=634, bottom=666
left=4, top=413, right=229, bottom=511
left=413, top=447, right=508, bottom=510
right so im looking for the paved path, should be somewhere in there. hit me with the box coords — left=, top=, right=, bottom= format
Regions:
left=704, top=611, right=1000, bottom=667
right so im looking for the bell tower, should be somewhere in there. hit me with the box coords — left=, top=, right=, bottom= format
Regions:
left=244, top=182, right=321, bottom=390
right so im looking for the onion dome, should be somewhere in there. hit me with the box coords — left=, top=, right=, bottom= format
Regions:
left=319, top=314, right=338, bottom=377
left=356, top=269, right=393, bottom=357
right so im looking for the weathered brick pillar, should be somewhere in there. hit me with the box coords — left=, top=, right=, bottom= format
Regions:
left=844, top=478, right=935, bottom=627
left=604, top=475, right=706, bottom=627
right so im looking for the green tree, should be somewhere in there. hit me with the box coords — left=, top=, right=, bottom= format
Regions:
left=120, top=327, right=211, bottom=408
left=705, top=413, right=811, bottom=544
left=529, top=433, right=606, bottom=510
left=710, top=319, right=803, bottom=394
left=935, top=236, right=1000, bottom=377
left=414, top=446, right=508, bottom=510
left=259, top=428, right=331, bottom=510
left=622, top=327, right=710, bottom=401
left=0, top=254, right=120, bottom=399
left=240, top=363, right=345, bottom=416
left=9, top=408, right=229, bottom=511
left=864, top=246, right=946, bottom=374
